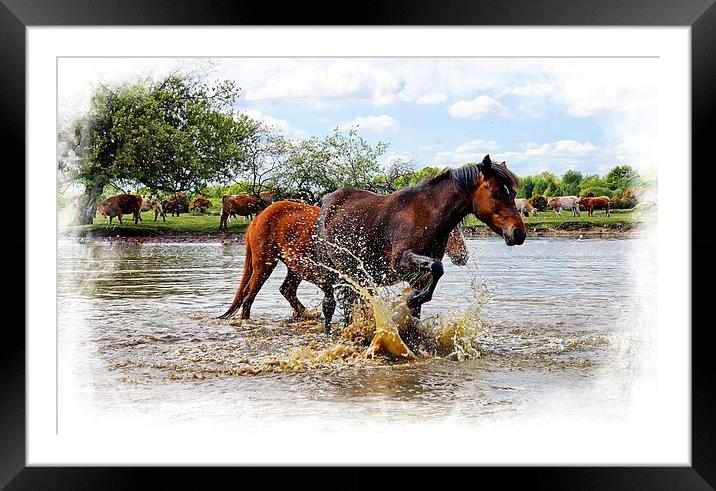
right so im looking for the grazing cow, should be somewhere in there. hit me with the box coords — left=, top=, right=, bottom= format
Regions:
left=578, top=196, right=611, bottom=217
left=514, top=198, right=538, bottom=217
left=547, top=196, right=581, bottom=217
left=140, top=195, right=166, bottom=222
left=96, top=194, right=143, bottom=224
left=220, top=192, right=275, bottom=229
left=162, top=197, right=188, bottom=217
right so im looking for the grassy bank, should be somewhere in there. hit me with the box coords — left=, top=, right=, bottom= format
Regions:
left=63, top=205, right=655, bottom=239
left=463, top=208, right=654, bottom=237
left=65, top=209, right=249, bottom=237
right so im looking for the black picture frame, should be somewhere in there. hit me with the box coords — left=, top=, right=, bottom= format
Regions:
left=5, top=0, right=713, bottom=488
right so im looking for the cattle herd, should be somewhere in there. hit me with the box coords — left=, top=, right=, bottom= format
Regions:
left=92, top=191, right=611, bottom=227
left=515, top=195, right=611, bottom=218
left=93, top=192, right=276, bottom=227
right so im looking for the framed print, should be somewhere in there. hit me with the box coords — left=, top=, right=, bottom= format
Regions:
left=6, top=0, right=714, bottom=487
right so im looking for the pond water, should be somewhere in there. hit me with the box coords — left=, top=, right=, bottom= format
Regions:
left=57, top=236, right=656, bottom=432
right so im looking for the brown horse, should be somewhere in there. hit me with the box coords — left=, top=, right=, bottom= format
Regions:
left=317, top=154, right=525, bottom=330
left=217, top=200, right=470, bottom=321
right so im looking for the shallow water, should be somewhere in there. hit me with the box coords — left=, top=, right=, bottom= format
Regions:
left=57, top=236, right=656, bottom=430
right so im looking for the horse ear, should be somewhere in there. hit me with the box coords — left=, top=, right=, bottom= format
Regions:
left=481, top=154, right=492, bottom=175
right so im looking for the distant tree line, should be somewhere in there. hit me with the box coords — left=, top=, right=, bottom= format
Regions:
left=58, top=71, right=651, bottom=224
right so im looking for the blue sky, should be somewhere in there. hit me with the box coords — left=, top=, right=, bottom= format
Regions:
left=59, top=57, right=659, bottom=178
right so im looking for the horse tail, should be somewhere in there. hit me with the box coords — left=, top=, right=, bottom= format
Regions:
left=217, top=238, right=253, bottom=319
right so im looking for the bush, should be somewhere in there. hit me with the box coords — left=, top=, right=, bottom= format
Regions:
left=528, top=195, right=547, bottom=211
left=189, top=195, right=212, bottom=214
left=610, top=189, right=638, bottom=209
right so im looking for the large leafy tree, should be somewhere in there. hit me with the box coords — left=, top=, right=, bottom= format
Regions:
left=561, top=169, right=583, bottom=196
left=272, top=127, right=388, bottom=203
left=605, top=164, right=639, bottom=194
left=59, top=74, right=253, bottom=224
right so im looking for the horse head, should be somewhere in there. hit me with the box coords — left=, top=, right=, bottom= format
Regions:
left=469, top=155, right=526, bottom=246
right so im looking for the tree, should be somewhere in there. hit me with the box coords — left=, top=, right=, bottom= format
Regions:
left=561, top=169, right=583, bottom=196
left=372, top=157, right=416, bottom=193
left=517, top=175, right=536, bottom=198
left=532, top=171, right=560, bottom=197
left=59, top=73, right=253, bottom=224
left=272, top=127, right=388, bottom=203
left=324, top=126, right=388, bottom=190
left=605, top=165, right=639, bottom=195
left=232, top=123, right=289, bottom=197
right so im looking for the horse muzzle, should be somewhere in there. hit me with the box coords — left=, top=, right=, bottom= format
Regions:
left=503, top=226, right=526, bottom=246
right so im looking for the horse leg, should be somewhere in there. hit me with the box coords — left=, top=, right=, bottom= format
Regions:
left=340, top=287, right=360, bottom=326
left=399, top=252, right=444, bottom=319
left=321, top=284, right=336, bottom=334
left=117, top=214, right=123, bottom=225
left=279, top=270, right=306, bottom=317
left=240, top=252, right=279, bottom=319
left=218, top=243, right=254, bottom=319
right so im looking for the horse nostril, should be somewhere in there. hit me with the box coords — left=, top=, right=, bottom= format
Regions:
left=513, top=227, right=526, bottom=244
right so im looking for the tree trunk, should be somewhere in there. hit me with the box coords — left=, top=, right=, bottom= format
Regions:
left=76, top=178, right=107, bottom=225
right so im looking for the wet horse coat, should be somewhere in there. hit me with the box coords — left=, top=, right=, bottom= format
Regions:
left=317, top=155, right=526, bottom=330
left=218, top=200, right=470, bottom=321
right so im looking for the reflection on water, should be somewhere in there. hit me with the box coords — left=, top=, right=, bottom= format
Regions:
left=57, top=237, right=656, bottom=429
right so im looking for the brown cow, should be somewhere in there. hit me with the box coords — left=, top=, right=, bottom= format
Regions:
left=578, top=196, right=610, bottom=217
left=96, top=194, right=143, bottom=224
left=220, top=193, right=274, bottom=229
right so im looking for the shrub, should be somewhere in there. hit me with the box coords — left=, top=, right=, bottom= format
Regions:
left=610, top=189, right=638, bottom=209
left=189, top=195, right=212, bottom=214
left=528, top=195, right=547, bottom=211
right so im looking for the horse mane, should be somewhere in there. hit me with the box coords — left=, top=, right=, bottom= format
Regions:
left=415, top=160, right=520, bottom=194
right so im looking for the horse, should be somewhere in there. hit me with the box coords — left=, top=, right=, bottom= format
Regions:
left=217, top=200, right=470, bottom=321
left=547, top=196, right=580, bottom=216
left=578, top=196, right=610, bottom=216
left=514, top=198, right=538, bottom=217
left=316, top=154, right=526, bottom=331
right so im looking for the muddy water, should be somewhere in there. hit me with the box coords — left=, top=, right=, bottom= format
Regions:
left=57, top=237, right=656, bottom=430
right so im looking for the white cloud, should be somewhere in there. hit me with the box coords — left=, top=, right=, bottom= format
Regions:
left=491, top=139, right=613, bottom=175
left=242, top=110, right=307, bottom=138
left=338, top=115, right=399, bottom=133
left=432, top=139, right=498, bottom=165
left=231, top=60, right=405, bottom=107
left=448, top=95, right=511, bottom=120
left=501, top=83, right=555, bottom=97
left=416, top=92, right=447, bottom=104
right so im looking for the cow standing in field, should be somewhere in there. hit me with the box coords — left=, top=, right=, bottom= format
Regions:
left=578, top=196, right=611, bottom=216
left=162, top=197, right=188, bottom=217
left=220, top=193, right=274, bottom=229
left=96, top=194, right=143, bottom=224
left=547, top=196, right=581, bottom=217
left=140, top=195, right=166, bottom=222
left=514, top=198, right=538, bottom=217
